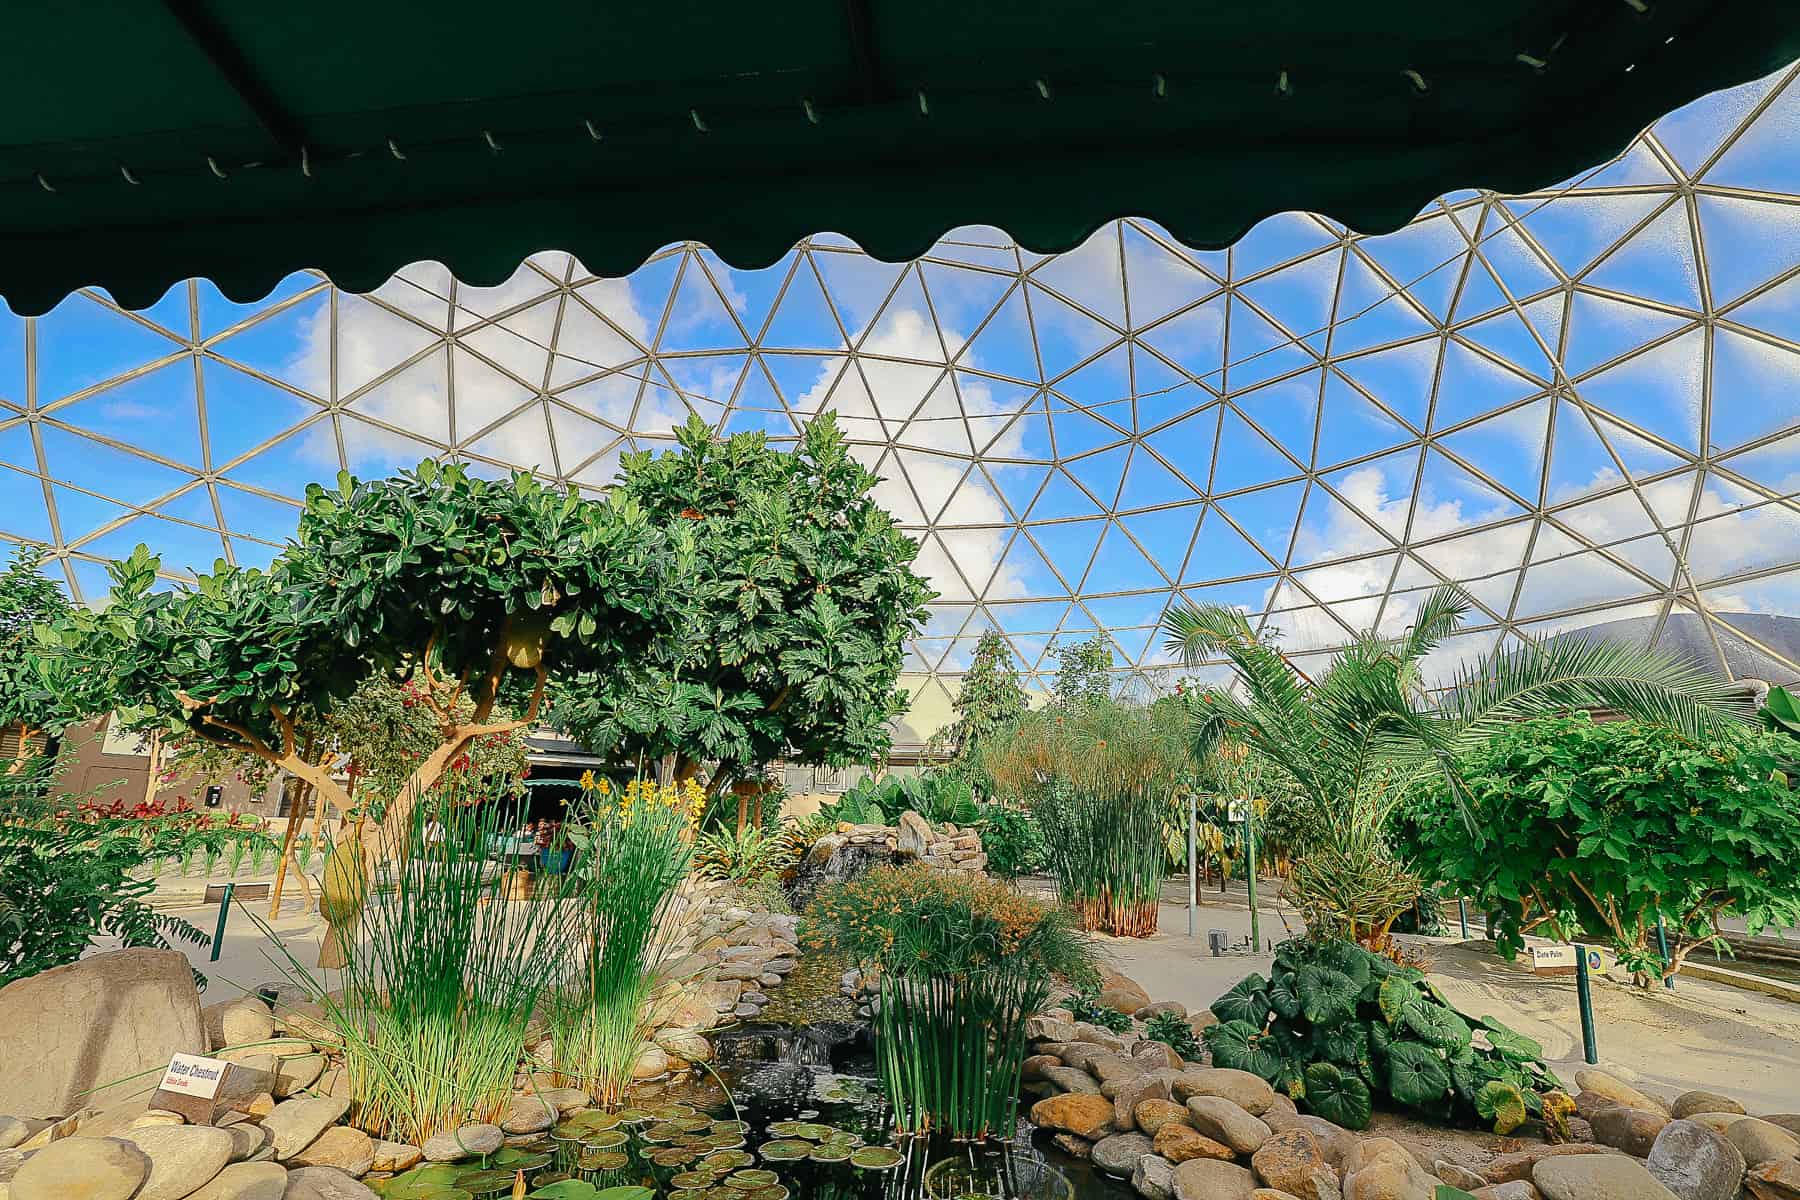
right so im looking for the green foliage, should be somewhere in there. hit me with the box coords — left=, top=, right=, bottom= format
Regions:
left=693, top=822, right=796, bottom=884
left=1203, top=939, right=1564, bottom=1131
left=1051, top=636, right=1114, bottom=710
left=974, top=803, right=1048, bottom=878
left=1762, top=684, right=1800, bottom=741
left=0, top=545, right=74, bottom=733
left=1395, top=713, right=1800, bottom=984
left=555, top=413, right=933, bottom=782
left=821, top=768, right=980, bottom=827
left=1065, top=988, right=1133, bottom=1032
left=934, top=631, right=1029, bottom=779
left=1164, top=585, right=1738, bottom=947
left=1141, top=1010, right=1203, bottom=1060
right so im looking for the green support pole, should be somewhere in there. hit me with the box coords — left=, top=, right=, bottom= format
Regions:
left=1575, top=947, right=1599, bottom=1064
left=1656, top=915, right=1674, bottom=990
left=210, top=882, right=235, bottom=963
left=1186, top=792, right=1197, bottom=939
left=1243, top=798, right=1260, bottom=954
left=1458, top=897, right=1469, bottom=940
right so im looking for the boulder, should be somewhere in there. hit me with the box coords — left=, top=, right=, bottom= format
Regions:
left=632, top=1042, right=671, bottom=1080
left=11, top=1136, right=150, bottom=1200
left=1532, top=1153, right=1679, bottom=1200
left=1251, top=1192, right=1305, bottom=1200
left=274, top=1052, right=327, bottom=1098
left=1470, top=1185, right=1540, bottom=1200
left=897, top=811, right=932, bottom=858
left=525, top=1086, right=590, bottom=1116
left=1023, top=1055, right=1063, bottom=1080
left=289, top=1126, right=375, bottom=1177
left=1098, top=973, right=1153, bottom=1016
left=1176, top=1068, right=1277, bottom=1116
left=1154, top=1123, right=1236, bottom=1164
left=1589, top=1105, right=1667, bottom=1156
left=1726, top=1118, right=1800, bottom=1167
left=1059, top=1043, right=1109, bottom=1074
left=1138, top=1001, right=1189, bottom=1021
left=1133, top=1153, right=1177, bottom=1200
left=223, top=1124, right=269, bottom=1163
left=1093, top=1054, right=1148, bottom=1087
left=1075, top=1023, right=1136, bottom=1053
left=1251, top=1129, right=1336, bottom=1200
left=421, top=1122, right=503, bottom=1161
left=1043, top=1066, right=1103, bottom=1095
left=1094, top=1132, right=1155, bottom=1178
left=1645, top=1120, right=1745, bottom=1200
left=1135, top=1041, right=1184, bottom=1071
left=1187, top=1096, right=1271, bottom=1155
left=1052, top=1133, right=1094, bottom=1160
left=120, top=1125, right=235, bottom=1200
left=284, top=1165, right=379, bottom=1199
left=655, top=1027, right=713, bottom=1064
left=0, top=1116, right=25, bottom=1150
left=0, top=949, right=206, bottom=1118
left=1027, top=1016, right=1082, bottom=1043
left=1172, top=1157, right=1258, bottom=1200
left=1115, top=1071, right=1175, bottom=1131
left=184, top=1161, right=289, bottom=1200
left=1484, top=1145, right=1620, bottom=1184
left=261, top=1096, right=350, bottom=1160
left=501, top=1093, right=558, bottom=1134
left=1574, top=1070, right=1667, bottom=1116
left=1747, top=1158, right=1800, bottom=1199
left=369, top=1140, right=422, bottom=1173
left=271, top=1001, right=336, bottom=1046
left=1135, top=1099, right=1191, bottom=1137
left=1031, top=1093, right=1117, bottom=1140
left=203, top=999, right=276, bottom=1051
left=1670, top=1092, right=1744, bottom=1121
left=1435, top=1161, right=1488, bottom=1191
left=1343, top=1138, right=1438, bottom=1200
left=1762, top=1115, right=1800, bottom=1136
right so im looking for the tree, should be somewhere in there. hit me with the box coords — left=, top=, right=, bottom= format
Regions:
left=1396, top=713, right=1800, bottom=984
left=553, top=413, right=933, bottom=793
left=0, top=545, right=74, bottom=762
left=935, top=631, right=1028, bottom=772
left=1161, top=586, right=1739, bottom=949
left=1050, top=635, right=1113, bottom=710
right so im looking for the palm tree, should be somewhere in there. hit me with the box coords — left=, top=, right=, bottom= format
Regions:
left=1161, top=585, right=1738, bottom=947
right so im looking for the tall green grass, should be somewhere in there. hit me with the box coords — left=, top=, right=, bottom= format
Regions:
left=1033, top=780, right=1167, bottom=937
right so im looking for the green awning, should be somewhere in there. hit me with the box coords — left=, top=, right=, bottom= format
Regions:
left=4, top=2, right=1799, bottom=315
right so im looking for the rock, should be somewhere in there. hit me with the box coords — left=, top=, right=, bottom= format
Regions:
left=1172, top=1157, right=1258, bottom=1200
left=1031, top=1094, right=1117, bottom=1140
left=897, top=811, right=932, bottom=858
left=1251, top=1192, right=1305, bottom=1200
left=261, top=1097, right=350, bottom=1161
left=1484, top=1145, right=1620, bottom=1184
left=1098, top=974, right=1153, bottom=1016
left=19, top=1109, right=87, bottom=1150
left=1135, top=1099, right=1191, bottom=1137
left=1727, top=1118, right=1800, bottom=1167
left=369, top=1141, right=422, bottom=1173
left=245, top=1094, right=277, bottom=1120
left=1138, top=1001, right=1188, bottom=1021
left=1343, top=1140, right=1438, bottom=1200
left=1645, top=1120, right=1744, bottom=1200
left=1075, top=1023, right=1135, bottom=1053
left=1677, top=1112, right=1746, bottom=1136
left=121, top=1125, right=235, bottom=1200
left=1094, top=1132, right=1155, bottom=1178
left=1023, top=1055, right=1062, bottom=1080
left=1093, top=1054, right=1148, bottom=1087
left=1188, top=1010, right=1220, bottom=1034
left=1574, top=1070, right=1667, bottom=1117
left=426, top=1123, right=503, bottom=1162
left=11, top=1136, right=150, bottom=1200
left=526, top=1087, right=590, bottom=1116
left=1471, top=1185, right=1540, bottom=1200
left=203, top=999, right=276, bottom=1052
left=1115, top=1072, right=1175, bottom=1131
left=1589, top=1105, right=1667, bottom=1157
left=1134, top=1153, right=1177, bottom=1200
left=1747, top=1159, right=1800, bottom=1200
left=271, top=1001, right=335, bottom=1046
left=130, top=1110, right=186, bottom=1129
left=1042, top=1066, right=1103, bottom=1095
left=1135, top=1041, right=1184, bottom=1071
left=1186, top=1096, right=1271, bottom=1155
left=1154, top=1124, right=1236, bottom=1164
left=733, top=1003, right=761, bottom=1019
left=1176, top=1068, right=1276, bottom=1116
left=223, top=1124, right=269, bottom=1163
left=1670, top=1092, right=1744, bottom=1120
left=289, top=1126, right=374, bottom=1177
left=0, top=1117, right=25, bottom=1150
left=0, top=948, right=206, bottom=1117
left=274, top=1053, right=327, bottom=1098
left=184, top=1161, right=289, bottom=1200
left=632, top=1043, right=671, bottom=1080
left=501, top=1093, right=558, bottom=1134
left=1267, top=1094, right=1299, bottom=1120
left=656, top=1028, right=713, bottom=1064
left=1052, top=1133, right=1094, bottom=1161
left=284, top=1165, right=379, bottom=1200
left=1252, top=1129, right=1335, bottom=1200
left=1435, top=1162, right=1488, bottom=1191
left=1532, top=1153, right=1679, bottom=1200
left=1763, top=1115, right=1800, bottom=1136
left=1027, top=1016, right=1082, bottom=1043
left=1059, top=1043, right=1107, bottom=1074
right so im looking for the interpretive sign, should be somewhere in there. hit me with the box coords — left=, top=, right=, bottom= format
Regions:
left=150, top=1052, right=229, bottom=1123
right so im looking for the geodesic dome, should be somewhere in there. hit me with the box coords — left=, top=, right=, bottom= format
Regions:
left=5, top=60, right=1800, bottom=720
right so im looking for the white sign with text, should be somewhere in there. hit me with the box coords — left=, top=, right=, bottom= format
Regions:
left=158, top=1053, right=228, bottom=1099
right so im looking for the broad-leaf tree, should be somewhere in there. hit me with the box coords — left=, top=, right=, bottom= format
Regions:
left=1051, top=635, right=1113, bottom=710
left=932, top=630, right=1028, bottom=775
left=1, top=545, right=75, bottom=760
left=1161, top=585, right=1739, bottom=947
left=554, top=413, right=933, bottom=792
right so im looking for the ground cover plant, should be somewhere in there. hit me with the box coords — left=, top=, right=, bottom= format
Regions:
left=1397, top=712, right=1800, bottom=984
left=804, top=865, right=1096, bottom=1139
left=1205, top=938, right=1565, bottom=1134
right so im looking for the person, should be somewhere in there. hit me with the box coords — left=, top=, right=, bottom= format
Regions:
left=424, top=815, right=445, bottom=853
left=534, top=818, right=556, bottom=873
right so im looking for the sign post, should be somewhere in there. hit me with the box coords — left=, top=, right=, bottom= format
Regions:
left=1655, top=915, right=1675, bottom=991
left=1575, top=946, right=1600, bottom=1064
left=210, top=882, right=235, bottom=962
left=1237, top=797, right=1260, bottom=953
left=150, top=1053, right=230, bottom=1125
left=1186, top=792, right=1197, bottom=938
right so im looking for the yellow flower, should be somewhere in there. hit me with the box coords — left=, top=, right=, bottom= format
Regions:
left=580, top=769, right=595, bottom=789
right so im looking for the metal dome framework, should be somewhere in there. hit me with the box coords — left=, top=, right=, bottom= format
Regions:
left=5, top=61, right=1800, bottom=705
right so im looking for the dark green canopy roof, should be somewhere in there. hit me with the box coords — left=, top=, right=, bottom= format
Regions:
left=4, top=1, right=1799, bottom=314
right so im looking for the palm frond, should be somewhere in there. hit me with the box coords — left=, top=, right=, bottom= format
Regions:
left=1394, top=585, right=1474, bottom=667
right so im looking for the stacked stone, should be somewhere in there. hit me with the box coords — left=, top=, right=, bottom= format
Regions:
left=801, top=811, right=987, bottom=876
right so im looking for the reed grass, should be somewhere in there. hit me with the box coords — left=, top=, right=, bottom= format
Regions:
left=1033, top=781, right=1166, bottom=937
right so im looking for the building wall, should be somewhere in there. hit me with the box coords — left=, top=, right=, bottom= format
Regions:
left=53, top=715, right=283, bottom=819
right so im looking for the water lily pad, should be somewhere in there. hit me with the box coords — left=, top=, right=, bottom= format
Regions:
left=651, top=1148, right=699, bottom=1167
left=592, top=1189, right=654, bottom=1200
left=641, top=1123, right=684, bottom=1144
left=669, top=1117, right=712, bottom=1133
left=701, top=1133, right=747, bottom=1150
left=582, top=1130, right=630, bottom=1150
left=670, top=1172, right=719, bottom=1190
left=747, top=1187, right=790, bottom=1200
left=384, top=1167, right=472, bottom=1198
left=793, top=1124, right=833, bottom=1142
left=530, top=1173, right=572, bottom=1189
left=711, top=1120, right=750, bottom=1135
left=822, top=1132, right=864, bottom=1148
left=577, top=1148, right=630, bottom=1171
left=756, top=1141, right=811, bottom=1162
left=530, top=1183, right=603, bottom=1200
left=849, top=1147, right=903, bottom=1171
left=614, top=1108, right=652, bottom=1125
left=703, top=1151, right=755, bottom=1170
left=454, top=1170, right=518, bottom=1195
left=727, top=1170, right=780, bottom=1189
left=647, top=1103, right=696, bottom=1119
left=491, top=1149, right=553, bottom=1170
left=807, top=1144, right=851, bottom=1164
left=764, top=1122, right=807, bottom=1138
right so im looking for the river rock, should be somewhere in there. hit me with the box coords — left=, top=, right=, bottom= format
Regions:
left=1116, top=1073, right=1175, bottom=1130
left=656, top=1027, right=714, bottom=1064
left=1533, top=1153, right=1678, bottom=1200
left=1187, top=1096, right=1271, bottom=1154
left=122, top=1125, right=235, bottom=1200
left=262, top=1096, right=349, bottom=1161
left=1252, top=1128, right=1335, bottom=1200
left=369, top=1140, right=422, bottom=1172
left=0, top=1116, right=26, bottom=1150
left=1589, top=1105, right=1667, bottom=1156
left=1747, top=1158, right=1800, bottom=1199
left=1031, top=1093, right=1116, bottom=1139
left=290, top=1126, right=375, bottom=1177
left=527, top=1086, right=591, bottom=1115
left=1137, top=1001, right=1188, bottom=1021
left=421, top=1122, right=503, bottom=1161
left=275, top=1052, right=327, bottom=1098
left=12, top=1136, right=150, bottom=1200
left=1136, top=1099, right=1191, bottom=1136
left=1763, top=1115, right=1800, bottom=1136
left=1645, top=1120, right=1744, bottom=1200
left=1043, top=1066, right=1103, bottom=1095
left=1134, top=1153, right=1177, bottom=1200
left=1176, top=1068, right=1276, bottom=1116
left=1135, top=1041, right=1184, bottom=1071
left=184, top=1161, right=289, bottom=1200
left=0, top=948, right=207, bottom=1117
left=225, top=1124, right=269, bottom=1162
left=1670, top=1092, right=1744, bottom=1120
left=632, top=1043, right=671, bottom=1080
left=203, top=999, right=276, bottom=1051
left=1173, top=1157, right=1258, bottom=1200
left=1098, top=973, right=1153, bottom=1016
left=1075, top=1023, right=1135, bottom=1053
left=897, top=811, right=932, bottom=858
left=1023, top=1055, right=1062, bottom=1080
left=1574, top=1070, right=1667, bottom=1116
left=501, top=1093, right=558, bottom=1134
left=1727, top=1118, right=1800, bottom=1166
left=1470, top=1184, right=1539, bottom=1200
left=1027, top=1016, right=1082, bottom=1043
left=284, top=1165, right=379, bottom=1199
left=1052, top=1133, right=1093, bottom=1160
left=1093, top=1054, right=1148, bottom=1087
left=1484, top=1145, right=1619, bottom=1184
left=1094, top=1132, right=1155, bottom=1178
left=1435, top=1161, right=1488, bottom=1191
left=1154, top=1124, right=1235, bottom=1164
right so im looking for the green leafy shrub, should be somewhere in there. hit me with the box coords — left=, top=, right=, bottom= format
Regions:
left=975, top=803, right=1047, bottom=878
left=1141, top=1010, right=1202, bottom=1060
left=1395, top=713, right=1800, bottom=984
left=693, top=822, right=795, bottom=884
left=1065, top=987, right=1133, bottom=1032
left=824, top=769, right=981, bottom=828
left=1202, top=939, right=1562, bottom=1132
